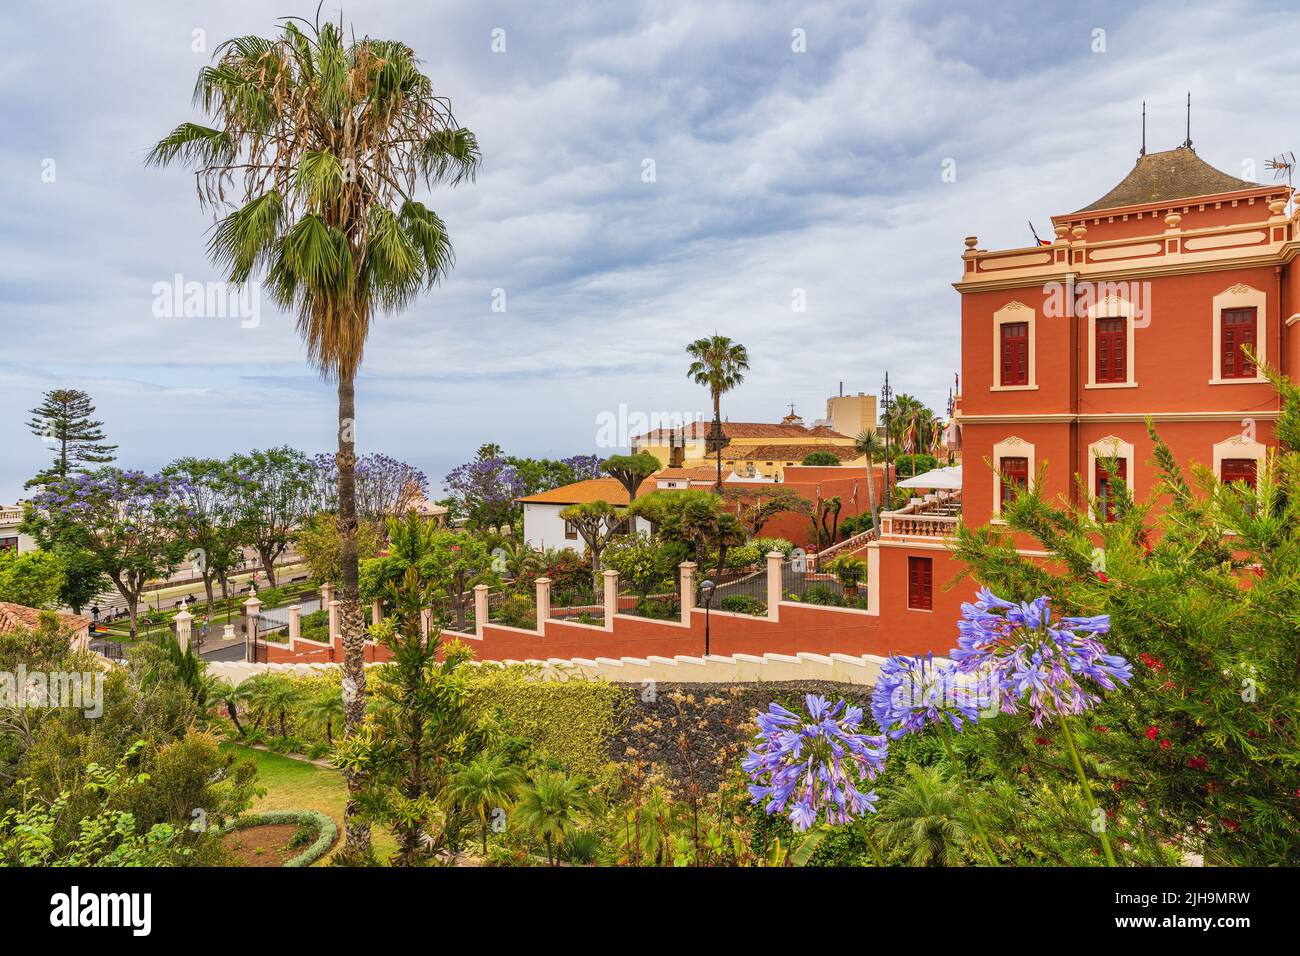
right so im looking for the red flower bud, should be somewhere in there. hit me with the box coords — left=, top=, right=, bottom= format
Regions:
left=1145, top=726, right=1159, bottom=740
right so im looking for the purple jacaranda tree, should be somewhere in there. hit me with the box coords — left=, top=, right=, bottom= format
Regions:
left=444, top=453, right=523, bottom=531
left=227, top=447, right=315, bottom=588
left=562, top=454, right=604, bottom=481
left=310, top=453, right=429, bottom=524
left=744, top=694, right=888, bottom=839
left=27, top=469, right=190, bottom=639
left=954, top=588, right=1132, bottom=866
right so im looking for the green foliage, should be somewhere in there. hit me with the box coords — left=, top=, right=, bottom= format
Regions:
left=893, top=453, right=937, bottom=478
left=360, top=516, right=496, bottom=630
left=465, top=667, right=632, bottom=776
left=294, top=512, right=384, bottom=587
left=0, top=742, right=191, bottom=866
left=495, top=593, right=536, bottom=630
left=0, top=548, right=65, bottom=609
left=825, top=554, right=868, bottom=586
left=513, top=770, right=601, bottom=865
left=801, top=451, right=841, bottom=466
left=875, top=764, right=972, bottom=866
left=602, top=532, right=679, bottom=598
left=950, top=395, right=1300, bottom=865
left=602, top=452, right=661, bottom=502
left=25, top=388, right=117, bottom=489
left=718, top=595, right=766, bottom=616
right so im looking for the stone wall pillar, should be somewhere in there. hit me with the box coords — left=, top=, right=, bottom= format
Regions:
left=320, top=582, right=335, bottom=608
left=766, top=551, right=784, bottom=621
left=174, top=609, right=193, bottom=653
left=421, top=608, right=432, bottom=642
left=474, top=584, right=489, bottom=638
left=603, top=569, right=619, bottom=629
left=243, top=590, right=262, bottom=663
left=371, top=599, right=383, bottom=627
left=535, top=577, right=551, bottom=633
left=327, top=599, right=340, bottom=644
left=287, top=604, right=301, bottom=649
left=679, top=561, right=696, bottom=626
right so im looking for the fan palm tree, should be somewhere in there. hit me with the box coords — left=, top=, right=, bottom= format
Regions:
left=686, top=336, right=750, bottom=492
left=244, top=674, right=303, bottom=740
left=875, top=764, right=973, bottom=867
left=513, top=771, right=599, bottom=865
left=199, top=674, right=248, bottom=737
left=299, top=685, right=345, bottom=745
left=854, top=429, right=885, bottom=526
left=447, top=755, right=521, bottom=855
left=148, top=13, right=480, bottom=856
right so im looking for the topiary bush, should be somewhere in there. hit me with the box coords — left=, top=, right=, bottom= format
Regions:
left=719, top=595, right=766, bottom=616
left=222, top=810, right=338, bottom=866
left=465, top=667, right=632, bottom=775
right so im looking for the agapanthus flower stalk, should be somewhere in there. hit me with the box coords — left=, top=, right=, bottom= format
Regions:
left=743, top=694, right=887, bottom=833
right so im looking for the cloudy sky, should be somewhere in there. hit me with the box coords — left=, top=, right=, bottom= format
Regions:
left=2, top=0, right=1297, bottom=500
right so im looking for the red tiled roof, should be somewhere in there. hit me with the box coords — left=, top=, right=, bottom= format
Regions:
left=0, top=603, right=91, bottom=634
left=633, top=421, right=848, bottom=442
left=721, top=444, right=861, bottom=462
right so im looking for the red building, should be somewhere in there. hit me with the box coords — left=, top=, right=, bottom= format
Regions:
left=868, top=142, right=1295, bottom=651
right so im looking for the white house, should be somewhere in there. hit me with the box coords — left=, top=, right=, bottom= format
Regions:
left=0, top=504, right=34, bottom=554
left=517, top=478, right=655, bottom=554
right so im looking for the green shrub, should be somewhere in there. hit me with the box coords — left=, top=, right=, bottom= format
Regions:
left=465, top=667, right=632, bottom=775
left=826, top=555, right=868, bottom=586
left=893, top=453, right=937, bottom=478
left=634, top=597, right=676, bottom=619
left=494, top=593, right=536, bottom=629
left=719, top=595, right=766, bottom=616
left=799, top=584, right=847, bottom=607
left=801, top=451, right=841, bottom=466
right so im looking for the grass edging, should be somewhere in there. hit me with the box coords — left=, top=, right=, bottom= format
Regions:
left=222, top=810, right=339, bottom=867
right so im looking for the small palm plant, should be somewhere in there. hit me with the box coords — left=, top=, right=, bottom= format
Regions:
left=853, top=429, right=885, bottom=525
left=447, top=755, right=520, bottom=855
left=244, top=674, right=302, bottom=739
left=513, top=771, right=600, bottom=866
left=200, top=674, right=248, bottom=737
left=875, top=764, right=972, bottom=867
left=299, top=686, right=345, bottom=745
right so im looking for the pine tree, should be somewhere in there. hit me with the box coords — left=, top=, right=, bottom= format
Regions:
left=25, top=389, right=117, bottom=488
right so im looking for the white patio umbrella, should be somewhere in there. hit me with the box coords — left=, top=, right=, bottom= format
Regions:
left=896, top=465, right=962, bottom=490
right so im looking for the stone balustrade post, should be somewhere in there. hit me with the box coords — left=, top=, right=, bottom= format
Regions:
left=535, top=577, right=551, bottom=633
left=766, top=551, right=784, bottom=621
left=327, top=599, right=340, bottom=644
left=287, top=604, right=301, bottom=649
left=174, top=609, right=193, bottom=653
left=603, top=570, right=619, bottom=628
left=679, top=561, right=696, bottom=626
left=243, top=590, right=262, bottom=663
left=474, top=584, right=489, bottom=638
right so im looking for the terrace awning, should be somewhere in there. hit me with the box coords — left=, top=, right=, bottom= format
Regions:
left=896, top=465, right=962, bottom=490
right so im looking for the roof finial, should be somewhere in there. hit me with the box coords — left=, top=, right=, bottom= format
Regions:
left=1183, top=91, right=1193, bottom=149
left=1139, top=100, right=1147, bottom=158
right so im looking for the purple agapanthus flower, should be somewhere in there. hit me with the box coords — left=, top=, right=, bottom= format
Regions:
left=871, top=653, right=994, bottom=739
left=742, top=694, right=888, bottom=831
left=953, top=587, right=1133, bottom=726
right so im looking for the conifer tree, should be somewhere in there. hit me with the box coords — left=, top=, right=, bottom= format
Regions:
left=26, top=389, right=117, bottom=488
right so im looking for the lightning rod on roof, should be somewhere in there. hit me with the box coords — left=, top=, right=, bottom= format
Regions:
left=1140, top=100, right=1146, bottom=158
left=1183, top=92, right=1192, bottom=149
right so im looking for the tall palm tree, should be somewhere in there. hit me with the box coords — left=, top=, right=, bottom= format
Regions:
left=513, top=771, right=599, bottom=865
left=149, top=14, right=480, bottom=856
left=447, top=755, right=520, bottom=855
left=686, top=335, right=750, bottom=492
left=854, top=429, right=885, bottom=527
left=876, top=764, right=973, bottom=866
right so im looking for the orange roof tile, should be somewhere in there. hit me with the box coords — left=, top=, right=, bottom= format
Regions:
left=0, top=603, right=91, bottom=634
left=721, top=444, right=861, bottom=462
left=516, top=477, right=657, bottom=506
left=633, top=421, right=849, bottom=442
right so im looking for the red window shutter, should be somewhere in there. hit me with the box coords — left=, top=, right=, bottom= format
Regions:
left=1221, top=308, right=1257, bottom=379
left=907, top=556, right=933, bottom=610
left=1095, top=317, right=1126, bottom=383
left=1095, top=456, right=1128, bottom=522
left=1000, top=456, right=1028, bottom=508
left=1221, top=458, right=1257, bottom=489
left=1000, top=322, right=1028, bottom=386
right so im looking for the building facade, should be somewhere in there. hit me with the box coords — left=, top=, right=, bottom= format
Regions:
left=866, top=143, right=1295, bottom=651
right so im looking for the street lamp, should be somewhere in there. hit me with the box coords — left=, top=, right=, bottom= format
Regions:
left=700, top=578, right=716, bottom=656
left=881, top=371, right=894, bottom=509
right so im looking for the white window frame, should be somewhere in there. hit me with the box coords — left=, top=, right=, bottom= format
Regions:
left=1087, top=435, right=1135, bottom=503
left=991, top=435, right=1035, bottom=520
left=1085, top=294, right=1137, bottom=389
left=1210, top=284, right=1267, bottom=385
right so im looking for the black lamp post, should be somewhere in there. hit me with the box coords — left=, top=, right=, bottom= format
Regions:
left=700, top=578, right=716, bottom=656
left=881, top=372, right=894, bottom=509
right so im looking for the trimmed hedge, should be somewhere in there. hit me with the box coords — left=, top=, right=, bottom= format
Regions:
left=222, top=810, right=338, bottom=867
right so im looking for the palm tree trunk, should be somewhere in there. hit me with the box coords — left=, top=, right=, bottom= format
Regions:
left=865, top=453, right=878, bottom=527
left=337, top=371, right=371, bottom=858
left=712, top=390, right=723, bottom=493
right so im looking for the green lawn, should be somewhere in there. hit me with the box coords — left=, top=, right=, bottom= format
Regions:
left=222, top=743, right=396, bottom=864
